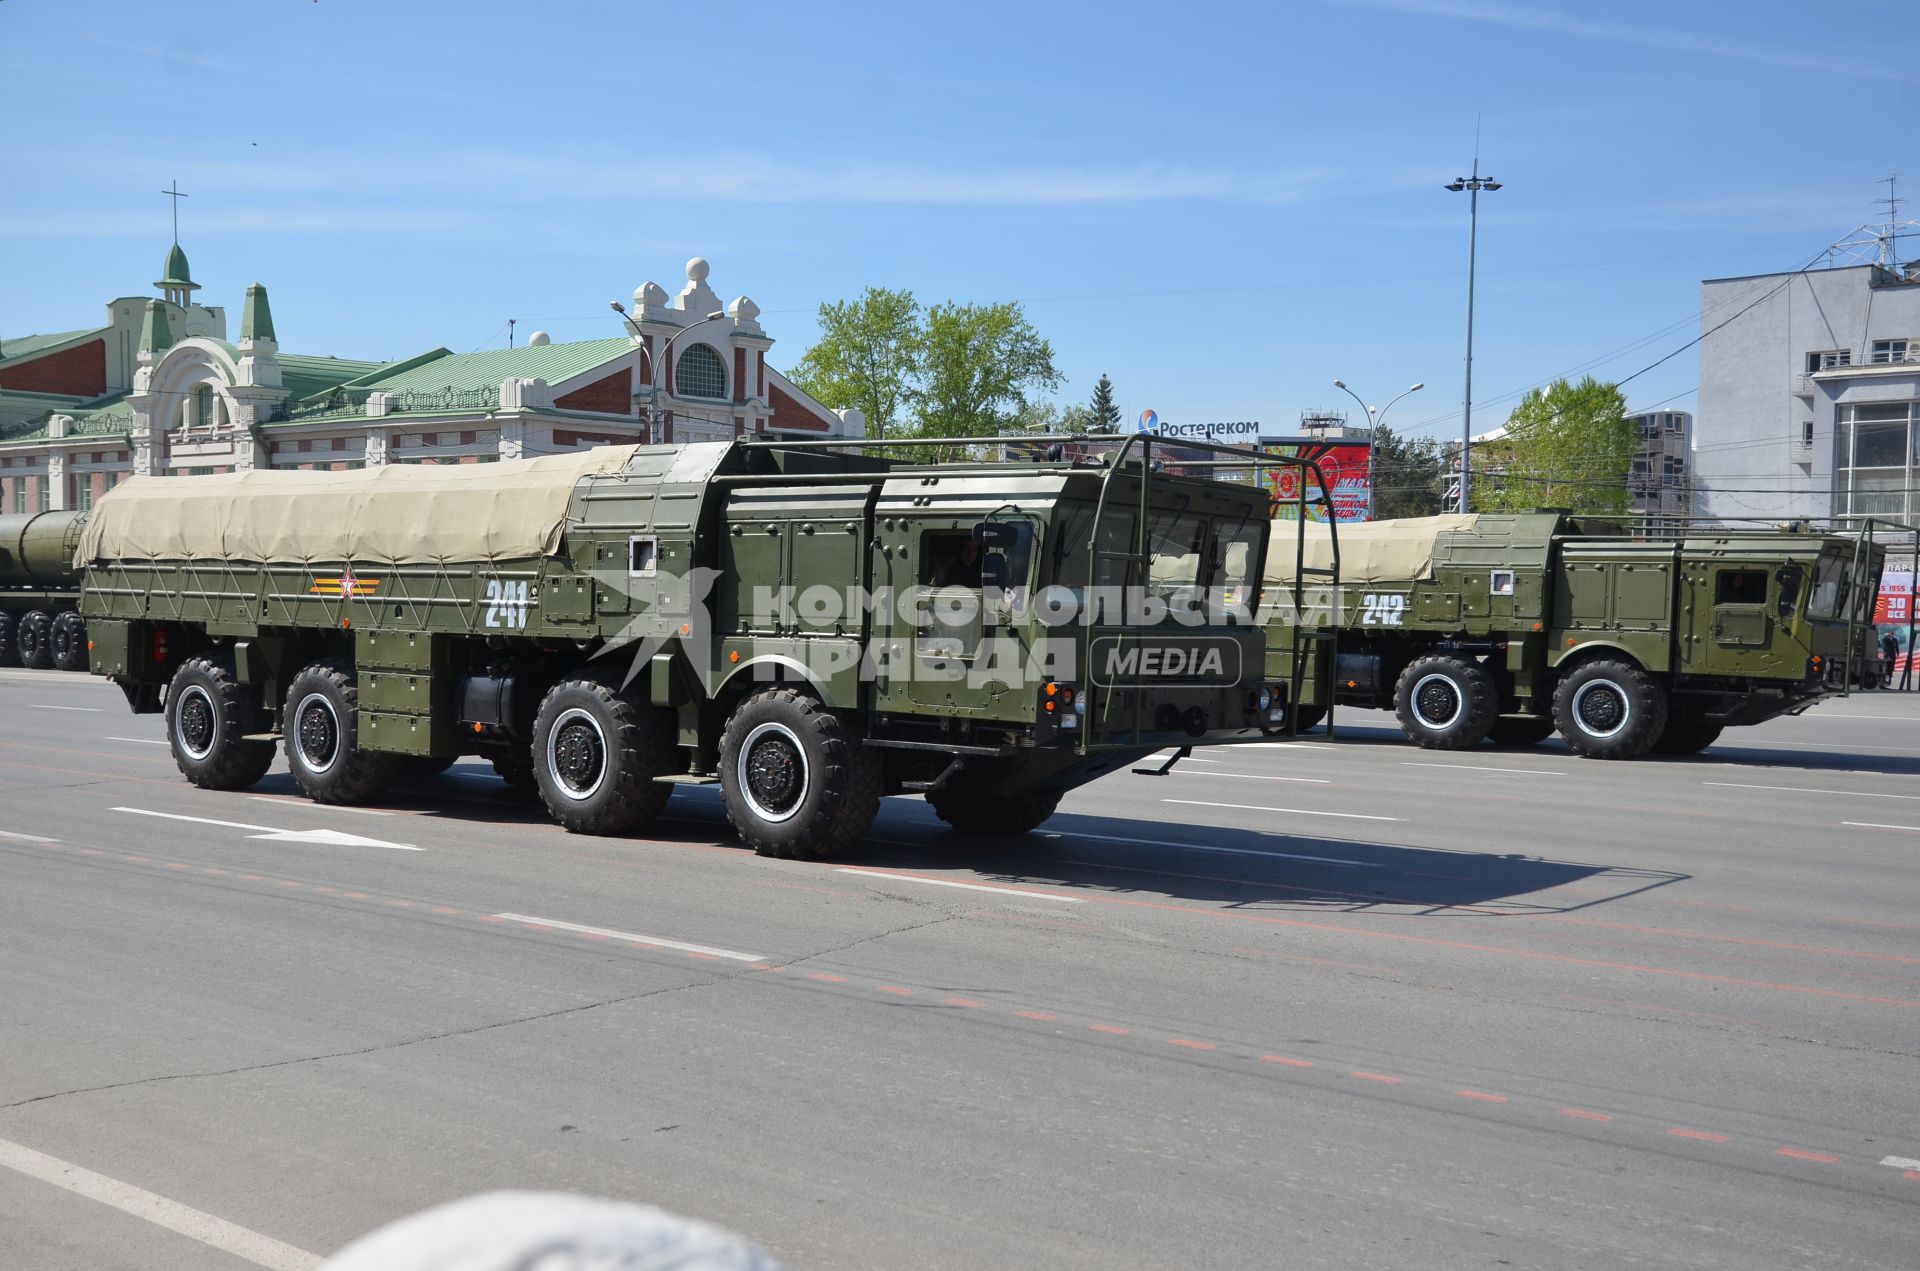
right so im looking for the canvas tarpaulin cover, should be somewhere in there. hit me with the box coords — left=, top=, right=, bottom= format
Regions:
left=1265, top=513, right=1480, bottom=586
left=77, top=446, right=641, bottom=565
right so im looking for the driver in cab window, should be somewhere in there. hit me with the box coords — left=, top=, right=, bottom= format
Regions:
left=926, top=533, right=983, bottom=588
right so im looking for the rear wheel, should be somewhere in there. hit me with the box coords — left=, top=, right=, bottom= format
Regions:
left=530, top=673, right=677, bottom=834
left=283, top=661, right=400, bottom=804
left=1486, top=716, right=1556, bottom=747
left=720, top=688, right=881, bottom=859
left=1653, top=714, right=1723, bottom=755
left=50, top=612, right=88, bottom=672
left=0, top=611, right=16, bottom=667
left=928, top=785, right=1064, bottom=836
left=16, top=609, right=53, bottom=670
left=166, top=656, right=275, bottom=790
left=1393, top=654, right=1498, bottom=749
left=1552, top=658, right=1668, bottom=760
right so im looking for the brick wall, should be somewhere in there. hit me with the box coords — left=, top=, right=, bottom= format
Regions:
left=769, top=383, right=830, bottom=432
left=0, top=339, right=107, bottom=397
left=554, top=367, right=633, bottom=415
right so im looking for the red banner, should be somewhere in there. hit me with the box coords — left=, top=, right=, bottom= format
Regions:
left=1875, top=569, right=1913, bottom=624
left=1262, top=441, right=1374, bottom=522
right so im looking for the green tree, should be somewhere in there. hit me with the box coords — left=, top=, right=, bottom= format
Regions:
left=1471, top=376, right=1636, bottom=514
left=1089, top=373, right=1120, bottom=430
left=1366, top=424, right=1446, bottom=519
left=784, top=286, right=923, bottom=441
left=914, top=300, right=1062, bottom=457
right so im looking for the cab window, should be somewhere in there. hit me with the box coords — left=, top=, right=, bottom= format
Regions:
left=1715, top=570, right=1767, bottom=605
left=922, top=532, right=982, bottom=588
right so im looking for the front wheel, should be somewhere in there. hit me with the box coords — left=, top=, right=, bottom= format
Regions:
left=50, top=612, right=88, bottom=672
left=16, top=609, right=53, bottom=670
left=719, top=689, right=881, bottom=859
left=530, top=674, right=676, bottom=834
left=166, top=656, right=275, bottom=790
left=283, top=661, right=400, bottom=804
left=1393, top=654, right=1499, bottom=749
left=1552, top=659, right=1668, bottom=760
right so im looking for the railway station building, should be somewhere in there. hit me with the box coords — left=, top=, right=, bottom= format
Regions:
left=0, top=245, right=860, bottom=514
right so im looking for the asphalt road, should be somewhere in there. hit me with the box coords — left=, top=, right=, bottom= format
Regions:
left=2, top=666, right=1917, bottom=1269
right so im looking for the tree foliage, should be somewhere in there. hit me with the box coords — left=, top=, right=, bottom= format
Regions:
left=784, top=286, right=924, bottom=441
left=1089, top=373, right=1120, bottom=430
left=1366, top=424, right=1446, bottom=519
left=1471, top=376, right=1636, bottom=515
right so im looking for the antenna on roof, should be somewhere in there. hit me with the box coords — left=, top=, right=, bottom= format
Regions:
left=1877, top=175, right=1903, bottom=270
left=508, top=318, right=516, bottom=349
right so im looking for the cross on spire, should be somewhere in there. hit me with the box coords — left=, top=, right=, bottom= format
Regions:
left=161, top=180, right=189, bottom=245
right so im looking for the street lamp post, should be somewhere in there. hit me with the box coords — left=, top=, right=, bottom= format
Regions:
left=1446, top=164, right=1501, bottom=511
left=611, top=302, right=728, bottom=439
left=1332, top=380, right=1424, bottom=434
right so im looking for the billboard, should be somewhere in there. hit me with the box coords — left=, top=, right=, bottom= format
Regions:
left=1261, top=439, right=1374, bottom=522
left=1875, top=568, right=1913, bottom=625
left=1129, top=411, right=1262, bottom=446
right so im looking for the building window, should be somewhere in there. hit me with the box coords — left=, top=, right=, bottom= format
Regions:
left=675, top=344, right=727, bottom=400
left=192, top=383, right=215, bottom=429
left=1835, top=399, right=1920, bottom=519
left=1870, top=339, right=1914, bottom=365
left=1807, top=350, right=1852, bottom=373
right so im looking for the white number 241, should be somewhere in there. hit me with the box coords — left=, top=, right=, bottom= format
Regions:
left=1360, top=593, right=1406, bottom=626
left=484, top=578, right=530, bottom=629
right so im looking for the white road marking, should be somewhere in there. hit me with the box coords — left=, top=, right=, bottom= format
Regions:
left=248, top=795, right=394, bottom=818
left=0, top=829, right=60, bottom=844
left=1042, top=830, right=1377, bottom=868
left=492, top=913, right=766, bottom=961
left=1844, top=821, right=1920, bottom=834
left=837, top=868, right=1087, bottom=903
left=29, top=704, right=100, bottom=712
left=1704, top=781, right=1920, bottom=802
left=1164, top=798, right=1402, bottom=822
left=1803, top=713, right=1907, bottom=720
left=109, top=736, right=170, bottom=746
left=1179, top=770, right=1331, bottom=784
left=110, top=807, right=420, bottom=850
left=1403, top=762, right=1568, bottom=776
left=1880, top=1154, right=1920, bottom=1169
left=0, top=1136, right=321, bottom=1270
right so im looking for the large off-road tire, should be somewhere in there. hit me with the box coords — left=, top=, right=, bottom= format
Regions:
left=1552, top=658, right=1668, bottom=760
left=1486, top=716, right=1557, bottom=747
left=16, top=609, right=53, bottom=670
left=0, top=611, right=17, bottom=667
left=166, top=656, right=276, bottom=790
left=1652, top=714, right=1723, bottom=755
left=927, top=785, right=1064, bottom=836
left=1393, top=654, right=1499, bottom=749
left=719, top=688, right=882, bottom=859
left=283, top=661, right=400, bottom=804
left=49, top=612, right=88, bottom=672
left=530, top=673, right=677, bottom=835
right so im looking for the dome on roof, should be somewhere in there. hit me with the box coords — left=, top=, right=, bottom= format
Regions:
left=155, top=242, right=199, bottom=294
left=528, top=331, right=551, bottom=347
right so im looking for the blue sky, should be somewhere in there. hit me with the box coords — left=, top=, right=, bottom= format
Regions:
left=4, top=0, right=1916, bottom=443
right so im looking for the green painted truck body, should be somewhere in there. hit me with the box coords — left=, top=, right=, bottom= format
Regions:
left=1266, top=511, right=1885, bottom=758
left=78, top=437, right=1298, bottom=853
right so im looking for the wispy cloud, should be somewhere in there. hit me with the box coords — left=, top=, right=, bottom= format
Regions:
left=1341, top=0, right=1920, bottom=83
left=0, top=209, right=464, bottom=237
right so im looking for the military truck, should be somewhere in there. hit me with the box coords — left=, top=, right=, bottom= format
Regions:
left=1265, top=512, right=1884, bottom=759
left=0, top=511, right=91, bottom=671
left=78, top=435, right=1320, bottom=856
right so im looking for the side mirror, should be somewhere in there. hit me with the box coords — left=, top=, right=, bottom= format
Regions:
left=972, top=521, right=1021, bottom=548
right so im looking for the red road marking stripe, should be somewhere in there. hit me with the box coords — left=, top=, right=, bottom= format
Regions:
left=75, top=849, right=101, bottom=856
left=1262, top=1055, right=1314, bottom=1067
left=1014, top=1010, right=1058, bottom=1021
left=275, top=880, right=301, bottom=888
left=1559, top=1108, right=1612, bottom=1122
left=344, top=892, right=369, bottom=900
left=387, top=899, right=414, bottom=908
left=808, top=972, right=848, bottom=983
left=1903, top=1170, right=1920, bottom=1180
left=164, top=863, right=189, bottom=871
left=876, top=985, right=914, bottom=996
left=1456, top=1090, right=1508, bottom=1102
left=1777, top=1148, right=1838, bottom=1163
left=1090, top=1024, right=1131, bottom=1035
left=310, top=885, right=337, bottom=894
left=238, top=873, right=263, bottom=881
left=1667, top=1127, right=1729, bottom=1142
left=1169, top=1039, right=1217, bottom=1051
left=944, top=997, right=985, bottom=1008
left=201, top=868, right=228, bottom=876
left=430, top=906, right=460, bottom=915
left=123, top=855, right=148, bottom=863
left=1351, top=1071, right=1401, bottom=1084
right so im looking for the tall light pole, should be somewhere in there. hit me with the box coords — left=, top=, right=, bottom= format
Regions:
left=1332, top=380, right=1424, bottom=434
left=611, top=302, right=727, bottom=437
left=1446, top=164, right=1501, bottom=511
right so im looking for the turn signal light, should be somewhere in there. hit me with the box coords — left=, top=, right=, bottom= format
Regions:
left=1045, top=682, right=1059, bottom=697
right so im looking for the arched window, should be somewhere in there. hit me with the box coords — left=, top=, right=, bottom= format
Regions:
left=191, top=383, right=215, bottom=430
left=675, top=344, right=727, bottom=400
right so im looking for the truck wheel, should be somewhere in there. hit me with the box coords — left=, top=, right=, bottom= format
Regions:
left=16, top=609, right=53, bottom=670
left=1653, top=715, right=1723, bottom=755
left=719, top=688, right=882, bottom=859
left=927, top=786, right=1064, bottom=836
left=166, top=656, right=276, bottom=790
left=0, top=611, right=16, bottom=667
left=1552, top=659, right=1668, bottom=760
left=1486, top=716, right=1556, bottom=747
left=283, top=661, right=400, bottom=804
left=530, top=674, right=676, bottom=835
left=1393, top=654, right=1498, bottom=749
left=50, top=612, right=89, bottom=672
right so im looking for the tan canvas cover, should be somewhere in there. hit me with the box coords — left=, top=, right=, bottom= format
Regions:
left=77, top=446, right=641, bottom=565
left=1266, top=513, right=1479, bottom=585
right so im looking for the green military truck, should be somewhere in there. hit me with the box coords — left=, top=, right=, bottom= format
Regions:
left=1265, top=511, right=1884, bottom=759
left=78, top=435, right=1310, bottom=856
left=0, top=511, right=91, bottom=671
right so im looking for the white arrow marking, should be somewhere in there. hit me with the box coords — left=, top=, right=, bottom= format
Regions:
left=111, top=807, right=420, bottom=851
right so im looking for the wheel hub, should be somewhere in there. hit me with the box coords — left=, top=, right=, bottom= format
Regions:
left=1575, top=683, right=1627, bottom=735
left=297, top=699, right=339, bottom=769
left=1416, top=681, right=1459, bottom=725
left=554, top=721, right=605, bottom=794
left=178, top=691, right=214, bottom=758
left=744, top=731, right=804, bottom=818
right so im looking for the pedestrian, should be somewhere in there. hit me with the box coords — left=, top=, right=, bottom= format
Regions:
left=1881, top=631, right=1900, bottom=687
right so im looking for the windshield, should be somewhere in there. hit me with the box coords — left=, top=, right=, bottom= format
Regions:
left=1807, top=552, right=1850, bottom=621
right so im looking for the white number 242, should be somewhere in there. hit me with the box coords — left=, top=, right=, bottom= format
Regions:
left=484, top=578, right=530, bottom=629
left=1360, top=593, right=1406, bottom=626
